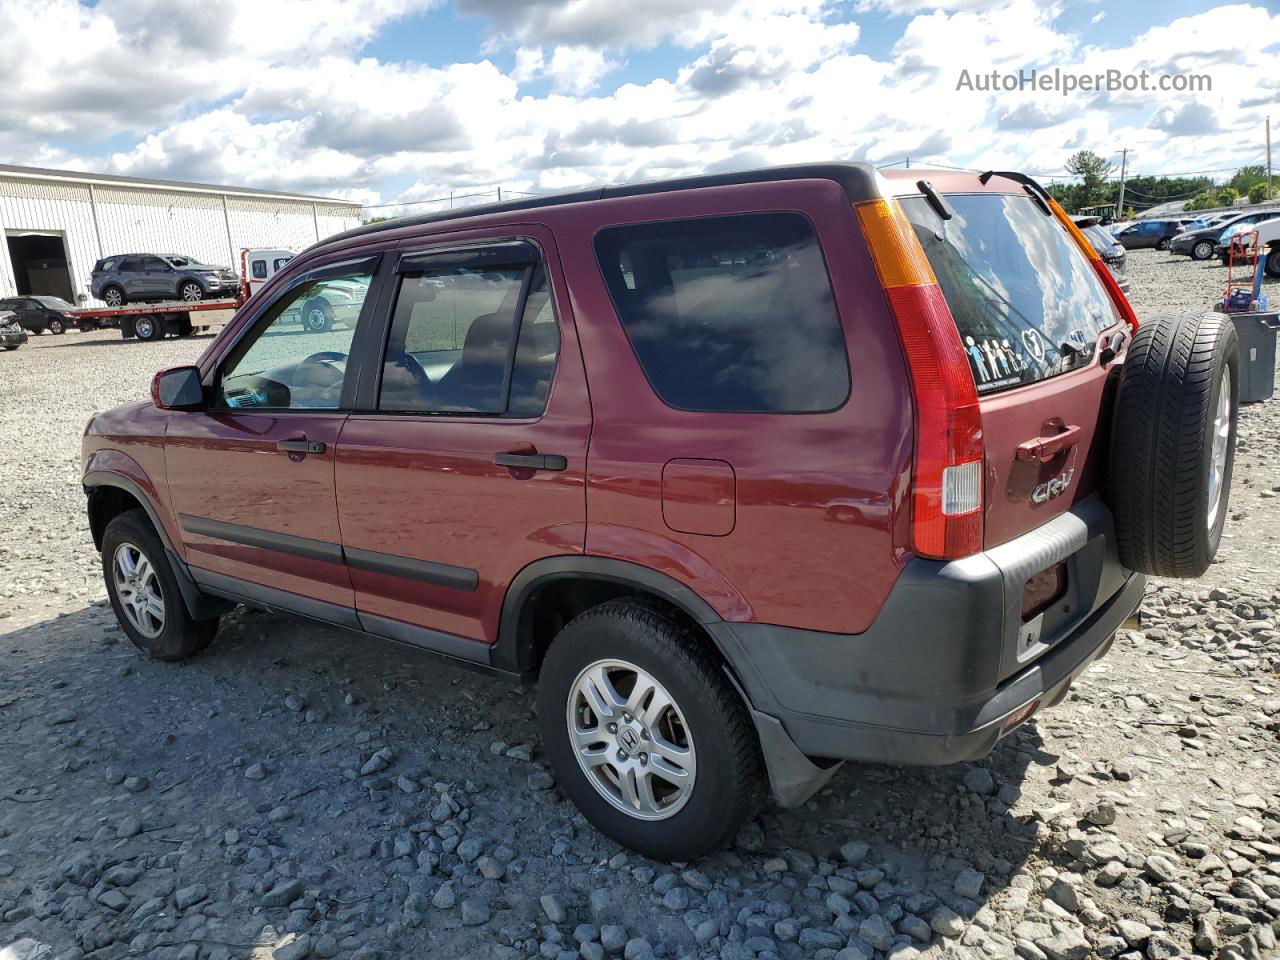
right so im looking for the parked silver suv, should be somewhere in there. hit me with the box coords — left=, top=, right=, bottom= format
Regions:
left=90, top=253, right=239, bottom=306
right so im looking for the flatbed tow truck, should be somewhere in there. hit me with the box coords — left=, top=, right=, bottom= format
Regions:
left=73, top=295, right=244, bottom=341
left=70, top=247, right=358, bottom=341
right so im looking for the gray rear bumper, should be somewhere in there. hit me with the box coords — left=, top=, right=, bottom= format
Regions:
left=712, top=497, right=1145, bottom=772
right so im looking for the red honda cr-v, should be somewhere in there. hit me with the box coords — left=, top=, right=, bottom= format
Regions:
left=83, top=163, right=1238, bottom=860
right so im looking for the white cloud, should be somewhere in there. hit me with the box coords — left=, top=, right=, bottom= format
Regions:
left=458, top=0, right=741, bottom=49
left=513, top=45, right=621, bottom=93
left=4, top=0, right=1277, bottom=207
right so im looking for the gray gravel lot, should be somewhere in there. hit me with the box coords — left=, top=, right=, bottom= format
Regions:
left=1, top=249, right=1279, bottom=960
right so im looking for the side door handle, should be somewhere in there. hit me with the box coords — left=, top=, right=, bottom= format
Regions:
left=494, top=452, right=567, bottom=472
left=277, top=438, right=327, bottom=455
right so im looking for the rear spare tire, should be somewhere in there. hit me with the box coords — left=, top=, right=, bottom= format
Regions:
left=1108, top=310, right=1238, bottom=578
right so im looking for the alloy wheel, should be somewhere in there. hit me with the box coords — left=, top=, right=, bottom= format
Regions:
left=181, top=283, right=202, bottom=302
left=566, top=659, right=697, bottom=821
left=1207, top=367, right=1232, bottom=531
left=104, top=288, right=123, bottom=307
left=112, top=542, right=166, bottom=638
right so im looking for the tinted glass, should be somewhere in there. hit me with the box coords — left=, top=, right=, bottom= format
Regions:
left=215, top=270, right=371, bottom=410
left=33, top=296, right=75, bottom=310
left=595, top=213, right=849, bottom=413
left=380, top=263, right=553, bottom=415
left=902, top=193, right=1119, bottom=394
left=508, top=269, right=558, bottom=416
left=251, top=259, right=268, bottom=279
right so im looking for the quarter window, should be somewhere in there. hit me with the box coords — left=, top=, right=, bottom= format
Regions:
left=251, top=259, right=268, bottom=279
left=379, top=262, right=558, bottom=416
left=214, top=269, right=372, bottom=410
left=594, top=213, right=850, bottom=413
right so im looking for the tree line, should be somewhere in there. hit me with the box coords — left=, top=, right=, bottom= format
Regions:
left=1045, top=150, right=1276, bottom=215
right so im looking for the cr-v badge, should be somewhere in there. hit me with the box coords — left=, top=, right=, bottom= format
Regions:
left=1032, top=467, right=1075, bottom=504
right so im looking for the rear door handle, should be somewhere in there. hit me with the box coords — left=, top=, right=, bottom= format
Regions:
left=1015, top=425, right=1081, bottom=462
left=277, top=438, right=326, bottom=455
left=494, top=452, right=567, bottom=472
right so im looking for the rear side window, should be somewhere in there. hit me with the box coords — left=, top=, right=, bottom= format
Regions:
left=251, top=259, right=268, bottom=279
left=379, top=263, right=558, bottom=417
left=901, top=194, right=1119, bottom=394
left=595, top=213, right=850, bottom=413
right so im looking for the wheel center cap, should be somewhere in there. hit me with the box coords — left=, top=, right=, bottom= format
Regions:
left=617, top=726, right=641, bottom=755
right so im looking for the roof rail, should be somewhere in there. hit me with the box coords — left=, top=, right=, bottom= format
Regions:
left=321, top=161, right=883, bottom=250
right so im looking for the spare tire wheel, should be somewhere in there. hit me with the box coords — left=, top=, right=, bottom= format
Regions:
left=1108, top=310, right=1238, bottom=578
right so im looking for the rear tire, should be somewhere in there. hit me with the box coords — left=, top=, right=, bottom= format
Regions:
left=1108, top=311, right=1239, bottom=578
left=102, top=285, right=126, bottom=307
left=537, top=598, right=763, bottom=861
left=1156, top=238, right=1170, bottom=251
left=102, top=510, right=219, bottom=661
left=302, top=299, right=334, bottom=333
left=1266, top=249, right=1280, bottom=279
left=133, top=316, right=162, bottom=342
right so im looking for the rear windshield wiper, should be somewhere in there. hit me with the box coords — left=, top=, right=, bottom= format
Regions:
left=916, top=179, right=954, bottom=221
left=978, top=170, right=1054, bottom=216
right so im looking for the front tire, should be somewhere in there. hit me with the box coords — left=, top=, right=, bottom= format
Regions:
left=537, top=599, right=763, bottom=861
left=1192, top=240, right=1214, bottom=261
left=1266, top=249, right=1280, bottom=278
left=1108, top=311, right=1239, bottom=578
left=179, top=281, right=204, bottom=302
left=48, top=318, right=65, bottom=335
left=102, top=510, right=219, bottom=661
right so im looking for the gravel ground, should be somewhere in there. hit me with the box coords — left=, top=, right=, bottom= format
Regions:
left=1, top=249, right=1278, bottom=960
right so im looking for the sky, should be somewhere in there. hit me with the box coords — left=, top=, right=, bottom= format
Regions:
left=2, top=0, right=1278, bottom=215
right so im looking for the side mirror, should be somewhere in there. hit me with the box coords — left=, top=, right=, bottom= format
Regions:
left=151, top=365, right=204, bottom=411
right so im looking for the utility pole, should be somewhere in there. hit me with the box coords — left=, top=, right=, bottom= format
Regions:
left=905, top=156, right=910, bottom=169
left=1114, top=147, right=1129, bottom=220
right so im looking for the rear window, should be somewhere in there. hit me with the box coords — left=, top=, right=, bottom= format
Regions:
left=901, top=194, right=1119, bottom=394
left=594, top=213, right=849, bottom=413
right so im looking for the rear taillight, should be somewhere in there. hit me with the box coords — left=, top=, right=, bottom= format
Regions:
left=856, top=199, right=983, bottom=560
left=1048, top=200, right=1139, bottom=332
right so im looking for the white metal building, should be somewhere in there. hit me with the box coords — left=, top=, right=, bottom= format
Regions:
left=0, top=164, right=362, bottom=305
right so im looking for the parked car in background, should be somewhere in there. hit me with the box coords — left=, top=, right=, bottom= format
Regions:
left=1170, top=211, right=1280, bottom=261
left=90, top=254, right=240, bottom=307
left=0, top=310, right=28, bottom=350
left=1213, top=216, right=1280, bottom=264
left=1112, top=218, right=1188, bottom=250
left=84, top=162, right=1238, bottom=860
left=1074, top=218, right=1129, bottom=293
left=0, top=295, right=79, bottom=334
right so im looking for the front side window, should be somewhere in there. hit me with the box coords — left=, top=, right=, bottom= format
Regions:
left=594, top=213, right=850, bottom=413
left=379, top=262, right=558, bottom=416
left=215, top=269, right=371, bottom=410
